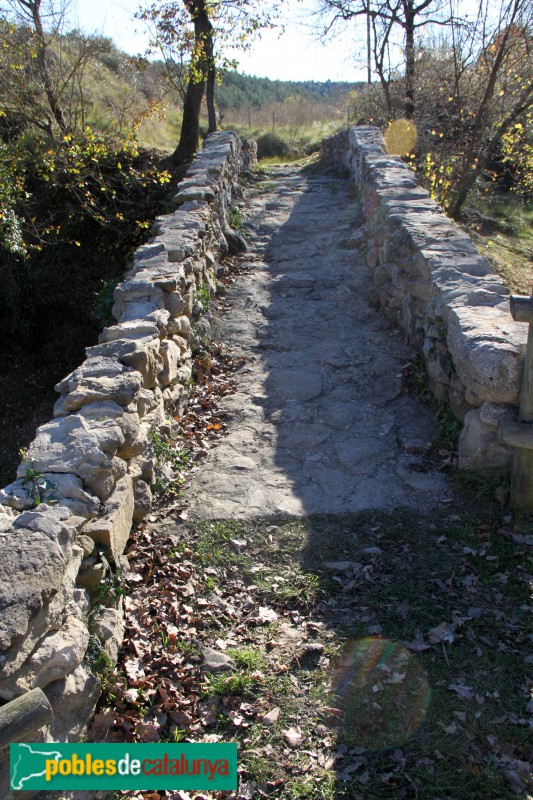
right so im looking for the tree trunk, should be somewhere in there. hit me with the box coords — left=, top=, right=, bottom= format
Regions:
left=372, top=15, right=394, bottom=118
left=172, top=73, right=206, bottom=164
left=404, top=9, right=415, bottom=120
left=367, top=11, right=371, bottom=85
left=378, top=71, right=393, bottom=119
left=447, top=90, right=532, bottom=219
left=172, top=0, right=215, bottom=164
left=204, top=4, right=217, bottom=135
left=31, top=0, right=68, bottom=134
left=206, top=65, right=217, bottom=134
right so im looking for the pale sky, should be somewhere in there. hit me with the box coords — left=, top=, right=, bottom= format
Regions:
left=69, top=0, right=369, bottom=82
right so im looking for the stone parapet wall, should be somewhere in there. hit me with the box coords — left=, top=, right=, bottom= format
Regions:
left=0, top=130, right=248, bottom=797
left=321, top=126, right=526, bottom=471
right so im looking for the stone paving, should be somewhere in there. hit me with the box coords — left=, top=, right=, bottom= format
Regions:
left=184, top=164, right=448, bottom=518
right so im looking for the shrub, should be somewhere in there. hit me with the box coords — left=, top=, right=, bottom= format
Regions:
left=255, top=131, right=296, bottom=159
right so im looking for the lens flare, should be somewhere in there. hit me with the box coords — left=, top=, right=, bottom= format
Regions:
left=384, top=119, right=417, bottom=155
left=329, top=638, right=430, bottom=751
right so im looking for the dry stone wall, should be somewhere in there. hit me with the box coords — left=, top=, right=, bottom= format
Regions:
left=0, top=130, right=255, bottom=797
left=321, top=126, right=526, bottom=470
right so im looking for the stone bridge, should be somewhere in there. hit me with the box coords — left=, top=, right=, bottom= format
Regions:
left=0, top=127, right=527, bottom=796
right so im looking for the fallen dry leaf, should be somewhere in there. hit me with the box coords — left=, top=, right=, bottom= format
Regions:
left=403, top=639, right=431, bottom=652
left=428, top=621, right=455, bottom=644
left=255, top=606, right=278, bottom=624
left=448, top=683, right=474, bottom=699
left=230, top=538, right=248, bottom=552
left=92, top=708, right=115, bottom=732
left=134, top=718, right=163, bottom=742
left=124, top=657, right=146, bottom=683
left=283, top=727, right=303, bottom=748
left=262, top=707, right=281, bottom=725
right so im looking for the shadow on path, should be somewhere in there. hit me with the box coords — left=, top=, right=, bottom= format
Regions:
left=187, top=162, right=447, bottom=518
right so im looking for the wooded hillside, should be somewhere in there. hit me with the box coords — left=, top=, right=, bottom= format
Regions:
left=216, top=73, right=361, bottom=110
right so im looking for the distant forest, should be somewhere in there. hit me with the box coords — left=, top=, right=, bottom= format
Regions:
left=216, top=72, right=362, bottom=110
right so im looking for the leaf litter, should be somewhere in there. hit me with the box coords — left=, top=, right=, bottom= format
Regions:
left=87, top=504, right=532, bottom=800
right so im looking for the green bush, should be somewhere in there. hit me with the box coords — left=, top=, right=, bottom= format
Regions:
left=255, top=131, right=296, bottom=159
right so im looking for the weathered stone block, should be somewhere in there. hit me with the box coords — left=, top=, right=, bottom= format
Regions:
left=113, top=278, right=164, bottom=306
left=62, top=373, right=140, bottom=410
left=162, top=383, right=189, bottom=413
left=59, top=359, right=143, bottom=410
left=0, top=480, right=36, bottom=511
left=86, top=337, right=162, bottom=389
left=160, top=339, right=181, bottom=386
left=406, top=275, right=434, bottom=302
left=0, top=510, right=84, bottom=696
left=40, top=473, right=100, bottom=519
left=76, top=560, right=105, bottom=594
left=458, top=408, right=513, bottom=470
left=77, top=402, right=146, bottom=460
left=129, top=454, right=156, bottom=485
left=99, top=320, right=160, bottom=344
left=119, top=299, right=165, bottom=323
left=133, top=479, right=152, bottom=522
left=12, top=505, right=80, bottom=540
left=77, top=534, right=95, bottom=557
left=171, top=334, right=191, bottom=355
left=1, top=615, right=89, bottom=695
left=81, top=418, right=125, bottom=454
left=136, top=387, right=162, bottom=418
left=479, top=401, right=518, bottom=428
left=173, top=185, right=216, bottom=205
left=447, top=306, right=526, bottom=404
left=55, top=356, right=123, bottom=393
left=81, top=475, right=134, bottom=560
left=133, top=242, right=166, bottom=262
left=44, top=663, right=101, bottom=742
left=89, top=606, right=124, bottom=664
left=17, top=416, right=127, bottom=500
left=145, top=308, right=171, bottom=333
left=166, top=291, right=187, bottom=318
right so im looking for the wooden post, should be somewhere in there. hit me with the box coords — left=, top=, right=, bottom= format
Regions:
left=0, top=689, right=53, bottom=751
left=498, top=292, right=533, bottom=510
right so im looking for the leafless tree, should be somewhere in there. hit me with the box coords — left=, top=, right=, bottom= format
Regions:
left=315, top=0, right=452, bottom=119
left=444, top=0, right=533, bottom=216
left=1, top=0, right=69, bottom=132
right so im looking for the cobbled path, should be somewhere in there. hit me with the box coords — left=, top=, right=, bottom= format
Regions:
left=184, top=164, right=448, bottom=518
